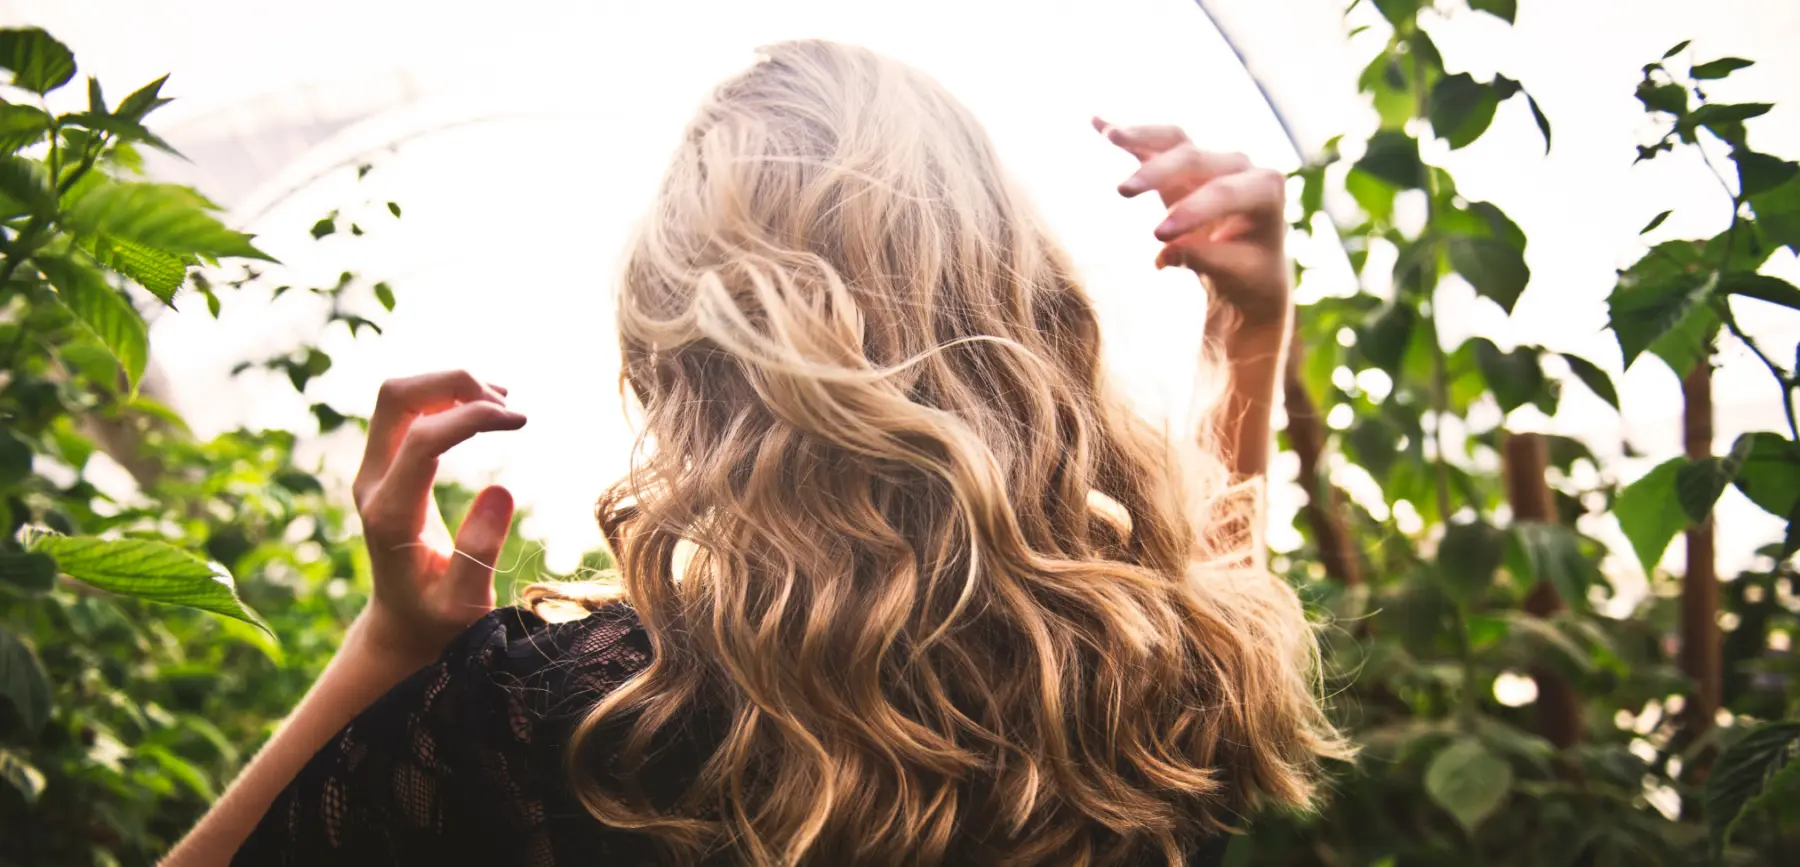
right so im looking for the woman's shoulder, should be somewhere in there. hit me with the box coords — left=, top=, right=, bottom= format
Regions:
left=444, top=600, right=654, bottom=721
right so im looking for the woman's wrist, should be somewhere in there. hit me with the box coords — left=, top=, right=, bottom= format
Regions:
left=344, top=606, right=444, bottom=682
left=1207, top=300, right=1291, bottom=363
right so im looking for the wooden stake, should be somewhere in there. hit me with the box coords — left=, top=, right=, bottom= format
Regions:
left=1502, top=432, right=1581, bottom=748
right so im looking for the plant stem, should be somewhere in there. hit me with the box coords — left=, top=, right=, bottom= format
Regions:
left=57, top=131, right=110, bottom=196
left=43, top=99, right=60, bottom=183
left=1695, top=136, right=1739, bottom=206
left=1428, top=314, right=1455, bottom=524
left=1410, top=35, right=1457, bottom=525
left=1718, top=306, right=1799, bottom=438
left=0, top=218, right=46, bottom=291
left=1457, top=604, right=1479, bottom=732
left=1690, top=121, right=1799, bottom=437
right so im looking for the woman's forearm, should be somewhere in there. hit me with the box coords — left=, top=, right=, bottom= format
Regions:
left=162, top=615, right=427, bottom=866
left=1206, top=307, right=1291, bottom=482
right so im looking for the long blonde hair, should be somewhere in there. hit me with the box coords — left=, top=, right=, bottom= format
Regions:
left=552, top=39, right=1343, bottom=866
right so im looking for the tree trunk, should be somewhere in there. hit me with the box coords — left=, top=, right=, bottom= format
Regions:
left=1502, top=432, right=1582, bottom=748
left=1681, top=361, right=1721, bottom=740
left=79, top=361, right=179, bottom=488
left=1282, top=322, right=1362, bottom=586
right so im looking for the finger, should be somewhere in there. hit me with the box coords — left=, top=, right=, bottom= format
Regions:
left=1157, top=239, right=1268, bottom=278
left=361, top=402, right=527, bottom=540
left=1094, top=119, right=1192, bottom=162
left=1154, top=169, right=1287, bottom=243
left=356, top=371, right=507, bottom=502
left=445, top=484, right=513, bottom=614
left=1118, top=146, right=1252, bottom=202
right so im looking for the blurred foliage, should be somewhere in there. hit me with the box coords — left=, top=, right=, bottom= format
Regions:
left=0, top=28, right=592, bottom=865
left=1240, top=2, right=1800, bottom=865
left=3, top=6, right=1799, bottom=866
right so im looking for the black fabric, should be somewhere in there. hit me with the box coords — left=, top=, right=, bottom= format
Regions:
left=232, top=603, right=1230, bottom=866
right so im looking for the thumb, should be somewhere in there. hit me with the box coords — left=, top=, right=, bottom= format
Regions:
left=447, top=485, right=513, bottom=607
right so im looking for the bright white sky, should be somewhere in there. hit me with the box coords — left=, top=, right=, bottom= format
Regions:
left=8, top=0, right=1799, bottom=593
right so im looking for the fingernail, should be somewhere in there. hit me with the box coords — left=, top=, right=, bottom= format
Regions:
left=1118, top=179, right=1144, bottom=196
left=1155, top=219, right=1179, bottom=240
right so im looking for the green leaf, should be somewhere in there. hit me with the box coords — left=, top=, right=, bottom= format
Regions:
left=1468, top=0, right=1516, bottom=23
left=1731, top=432, right=1800, bottom=519
left=0, top=28, right=75, bottom=95
left=1648, top=303, right=1718, bottom=376
left=1359, top=55, right=1415, bottom=131
left=1425, top=738, right=1513, bottom=833
left=1749, top=174, right=1800, bottom=255
left=85, top=75, right=105, bottom=114
left=1476, top=719, right=1555, bottom=776
left=1358, top=301, right=1416, bottom=374
left=1637, top=80, right=1687, bottom=116
left=1706, top=721, right=1800, bottom=857
left=1469, top=201, right=1526, bottom=249
left=114, top=74, right=172, bottom=123
left=1355, top=131, right=1426, bottom=190
left=1506, top=522, right=1593, bottom=608
left=91, top=234, right=188, bottom=303
left=311, top=402, right=349, bottom=434
left=1471, top=339, right=1543, bottom=412
left=1429, top=73, right=1499, bottom=149
left=1735, top=151, right=1799, bottom=197
left=1720, top=272, right=1800, bottom=311
left=0, top=155, right=55, bottom=219
left=1606, top=243, right=1717, bottom=369
left=1692, top=57, right=1754, bottom=79
left=1221, top=835, right=1253, bottom=867
left=0, top=624, right=50, bottom=734
left=1663, top=39, right=1693, bottom=59
left=374, top=281, right=396, bottom=312
left=38, top=256, right=148, bottom=392
left=1346, top=415, right=1402, bottom=479
left=1689, top=102, right=1772, bottom=128
left=27, top=536, right=271, bottom=635
left=1675, top=436, right=1753, bottom=523
left=63, top=180, right=275, bottom=262
left=1525, top=93, right=1552, bottom=154
left=1639, top=210, right=1672, bottom=234
left=0, top=749, right=45, bottom=805
left=1558, top=353, right=1619, bottom=411
left=1437, top=520, right=1506, bottom=602
left=387, top=200, right=402, bottom=218
left=141, top=744, right=217, bottom=801
left=1371, top=0, right=1421, bottom=27
left=0, top=428, right=28, bottom=486
left=1614, top=457, right=1687, bottom=576
left=59, top=111, right=180, bottom=157
left=1497, top=611, right=1594, bottom=675
left=0, top=103, right=51, bottom=154
left=310, top=217, right=336, bottom=239
left=1345, top=167, right=1397, bottom=222
left=1450, top=237, right=1530, bottom=314
left=0, top=552, right=55, bottom=593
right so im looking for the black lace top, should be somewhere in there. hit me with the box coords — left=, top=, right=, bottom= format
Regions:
left=232, top=603, right=1229, bottom=866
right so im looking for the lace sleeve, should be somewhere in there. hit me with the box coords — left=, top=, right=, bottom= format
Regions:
left=230, top=604, right=656, bottom=867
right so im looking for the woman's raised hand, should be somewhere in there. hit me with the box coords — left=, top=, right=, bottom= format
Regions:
left=1095, top=117, right=1292, bottom=328
left=350, top=370, right=527, bottom=665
